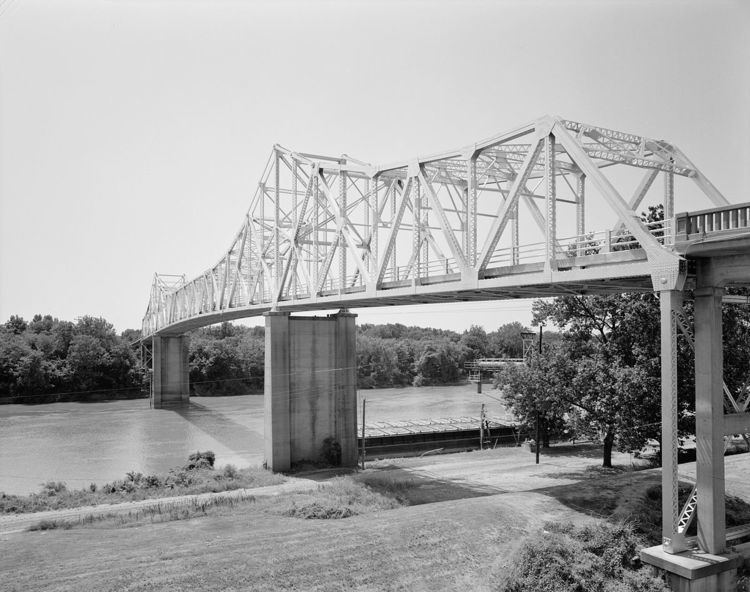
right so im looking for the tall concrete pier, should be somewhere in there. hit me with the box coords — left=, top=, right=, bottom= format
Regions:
left=151, top=335, right=190, bottom=408
left=264, top=310, right=357, bottom=472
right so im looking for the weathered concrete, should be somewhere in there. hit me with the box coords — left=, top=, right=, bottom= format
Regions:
left=152, top=335, right=190, bottom=408
left=694, top=283, right=726, bottom=555
left=264, top=311, right=357, bottom=471
left=641, top=545, right=738, bottom=592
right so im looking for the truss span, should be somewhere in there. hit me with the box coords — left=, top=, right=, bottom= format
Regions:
left=142, top=115, right=740, bottom=337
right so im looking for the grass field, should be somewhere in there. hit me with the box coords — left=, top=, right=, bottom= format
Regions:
left=3, top=445, right=749, bottom=591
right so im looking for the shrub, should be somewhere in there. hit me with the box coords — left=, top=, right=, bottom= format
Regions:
left=222, top=464, right=239, bottom=479
left=185, top=450, right=216, bottom=470
left=321, top=438, right=342, bottom=466
left=126, top=471, right=144, bottom=485
left=497, top=521, right=668, bottom=592
left=143, top=474, right=162, bottom=489
left=41, top=481, right=67, bottom=496
left=165, top=470, right=194, bottom=489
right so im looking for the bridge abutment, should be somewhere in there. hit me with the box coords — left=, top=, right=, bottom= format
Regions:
left=152, top=335, right=190, bottom=408
left=264, top=310, right=357, bottom=472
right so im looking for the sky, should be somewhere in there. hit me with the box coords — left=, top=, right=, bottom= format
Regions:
left=1, top=0, right=748, bottom=334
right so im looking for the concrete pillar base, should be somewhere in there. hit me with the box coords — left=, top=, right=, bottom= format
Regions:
left=152, top=335, right=190, bottom=409
left=641, top=545, right=739, bottom=592
left=264, top=311, right=357, bottom=472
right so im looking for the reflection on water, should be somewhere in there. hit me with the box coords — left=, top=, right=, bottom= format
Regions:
left=0, top=384, right=507, bottom=495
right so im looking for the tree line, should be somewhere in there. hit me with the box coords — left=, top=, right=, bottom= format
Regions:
left=0, top=315, right=143, bottom=403
left=187, top=320, right=539, bottom=393
left=0, top=314, right=537, bottom=401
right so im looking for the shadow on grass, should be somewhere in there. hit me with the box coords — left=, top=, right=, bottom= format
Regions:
left=536, top=442, right=606, bottom=460
left=359, top=465, right=508, bottom=505
left=169, top=401, right=264, bottom=454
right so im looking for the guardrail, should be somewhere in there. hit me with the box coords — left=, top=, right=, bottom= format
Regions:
left=676, top=203, right=750, bottom=241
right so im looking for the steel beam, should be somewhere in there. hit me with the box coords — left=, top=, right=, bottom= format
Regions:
left=660, top=290, right=687, bottom=553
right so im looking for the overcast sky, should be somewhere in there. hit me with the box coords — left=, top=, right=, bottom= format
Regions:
left=1, top=0, right=748, bottom=334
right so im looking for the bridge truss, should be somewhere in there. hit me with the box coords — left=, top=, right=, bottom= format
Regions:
left=142, top=114, right=728, bottom=337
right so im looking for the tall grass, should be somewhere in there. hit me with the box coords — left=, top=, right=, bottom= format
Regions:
left=28, top=492, right=259, bottom=531
left=2, top=457, right=284, bottom=514
left=274, top=476, right=404, bottom=519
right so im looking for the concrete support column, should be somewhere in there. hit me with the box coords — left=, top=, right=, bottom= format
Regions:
left=152, top=335, right=190, bottom=408
left=264, top=311, right=291, bottom=471
left=694, top=284, right=726, bottom=555
left=334, top=310, right=358, bottom=467
left=264, top=310, right=357, bottom=472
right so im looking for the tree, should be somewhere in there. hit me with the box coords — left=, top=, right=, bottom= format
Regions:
left=460, top=325, right=489, bottom=359
left=525, top=284, right=750, bottom=466
left=357, top=334, right=400, bottom=388
left=4, top=315, right=27, bottom=335
left=413, top=340, right=467, bottom=386
left=487, top=322, right=526, bottom=358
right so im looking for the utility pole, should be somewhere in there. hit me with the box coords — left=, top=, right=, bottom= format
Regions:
left=537, top=323, right=543, bottom=464
left=361, top=398, right=366, bottom=470
left=480, top=403, right=485, bottom=450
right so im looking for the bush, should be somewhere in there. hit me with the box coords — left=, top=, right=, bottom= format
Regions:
left=143, top=474, right=162, bottom=489
left=222, top=464, right=239, bottom=479
left=185, top=450, right=216, bottom=470
left=321, top=438, right=342, bottom=466
left=41, top=481, right=67, bottom=496
left=497, top=521, right=668, bottom=592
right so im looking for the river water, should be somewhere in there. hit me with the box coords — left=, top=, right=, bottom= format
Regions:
left=0, top=384, right=509, bottom=495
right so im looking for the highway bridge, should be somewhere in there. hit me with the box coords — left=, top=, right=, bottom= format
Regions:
left=139, top=115, right=750, bottom=588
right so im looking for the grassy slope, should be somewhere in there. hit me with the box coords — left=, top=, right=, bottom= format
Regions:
left=4, top=446, right=749, bottom=591
left=1, top=491, right=580, bottom=592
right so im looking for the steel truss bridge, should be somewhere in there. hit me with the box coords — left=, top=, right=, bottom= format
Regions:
left=140, top=115, right=750, bottom=583
left=142, top=115, right=741, bottom=337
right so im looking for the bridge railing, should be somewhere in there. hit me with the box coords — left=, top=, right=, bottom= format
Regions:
left=675, top=203, right=750, bottom=241
left=485, top=220, right=672, bottom=269
left=380, top=257, right=459, bottom=283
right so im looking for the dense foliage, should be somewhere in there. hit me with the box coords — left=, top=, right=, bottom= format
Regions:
left=188, top=323, right=265, bottom=395
left=356, top=320, right=537, bottom=388
left=189, top=320, right=538, bottom=393
left=496, top=290, right=750, bottom=466
left=498, top=521, right=668, bottom=592
left=0, top=314, right=143, bottom=403
left=1, top=314, right=539, bottom=401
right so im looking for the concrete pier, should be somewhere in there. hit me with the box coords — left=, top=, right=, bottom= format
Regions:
left=264, top=310, right=357, bottom=471
left=151, top=335, right=190, bottom=408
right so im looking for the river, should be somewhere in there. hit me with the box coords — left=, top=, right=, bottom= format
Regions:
left=0, top=384, right=509, bottom=495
